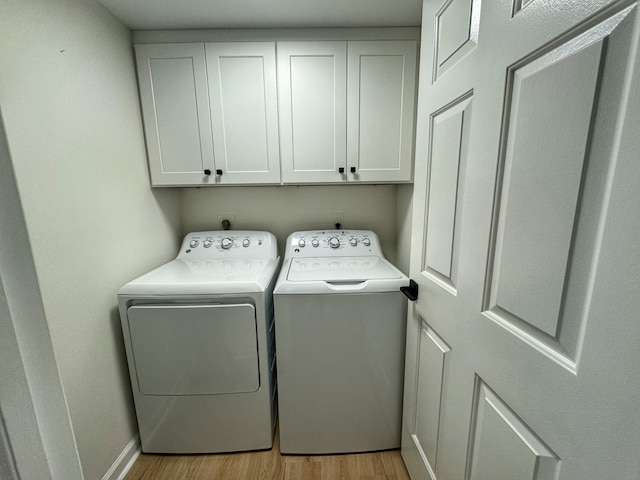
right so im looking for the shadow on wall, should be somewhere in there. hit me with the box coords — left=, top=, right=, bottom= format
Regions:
left=151, top=187, right=184, bottom=242
left=108, top=305, right=138, bottom=429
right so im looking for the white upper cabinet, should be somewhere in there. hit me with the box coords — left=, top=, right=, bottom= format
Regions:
left=136, top=35, right=417, bottom=186
left=136, top=42, right=280, bottom=186
left=278, top=40, right=417, bottom=184
left=277, top=42, right=347, bottom=184
left=206, top=42, right=281, bottom=184
left=347, top=41, right=417, bottom=183
left=135, top=43, right=215, bottom=186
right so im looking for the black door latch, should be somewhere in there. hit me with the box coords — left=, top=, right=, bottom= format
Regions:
left=400, top=279, right=419, bottom=301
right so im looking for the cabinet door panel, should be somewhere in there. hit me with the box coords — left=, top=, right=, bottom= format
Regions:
left=206, top=42, right=281, bottom=184
left=135, top=43, right=215, bottom=186
left=278, top=42, right=347, bottom=184
left=347, top=41, right=417, bottom=183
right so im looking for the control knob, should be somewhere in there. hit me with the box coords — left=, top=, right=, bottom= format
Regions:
left=298, top=239, right=306, bottom=248
left=328, top=236, right=340, bottom=249
left=311, top=239, right=319, bottom=248
left=349, top=238, right=358, bottom=247
left=221, top=238, right=233, bottom=249
left=243, top=239, right=251, bottom=248
left=203, top=239, right=213, bottom=248
left=189, top=239, right=199, bottom=248
left=362, top=238, right=371, bottom=247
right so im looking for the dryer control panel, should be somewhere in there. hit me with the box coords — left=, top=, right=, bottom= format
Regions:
left=284, top=230, right=383, bottom=258
left=178, top=231, right=277, bottom=260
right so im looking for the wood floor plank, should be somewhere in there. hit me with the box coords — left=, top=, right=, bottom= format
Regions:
left=125, top=429, right=410, bottom=480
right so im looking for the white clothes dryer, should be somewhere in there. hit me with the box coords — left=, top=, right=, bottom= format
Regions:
left=118, top=231, right=279, bottom=454
left=273, top=230, right=408, bottom=454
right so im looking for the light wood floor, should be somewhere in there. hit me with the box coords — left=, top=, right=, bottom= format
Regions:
left=125, top=429, right=410, bottom=480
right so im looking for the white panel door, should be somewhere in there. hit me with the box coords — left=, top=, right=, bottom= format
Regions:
left=403, top=1, right=640, bottom=480
left=206, top=42, right=281, bottom=184
left=347, top=41, right=417, bottom=183
left=135, top=43, right=215, bottom=186
left=277, top=41, right=347, bottom=184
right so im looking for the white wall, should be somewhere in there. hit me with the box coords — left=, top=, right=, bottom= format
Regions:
left=396, top=184, right=414, bottom=274
left=181, top=185, right=401, bottom=264
left=0, top=0, right=182, bottom=478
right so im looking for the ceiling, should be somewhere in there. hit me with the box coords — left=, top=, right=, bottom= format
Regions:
left=95, top=0, right=423, bottom=30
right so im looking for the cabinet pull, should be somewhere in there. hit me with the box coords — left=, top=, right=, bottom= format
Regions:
left=216, top=169, right=223, bottom=175
left=204, top=169, right=211, bottom=176
left=350, top=167, right=357, bottom=173
left=338, top=167, right=345, bottom=174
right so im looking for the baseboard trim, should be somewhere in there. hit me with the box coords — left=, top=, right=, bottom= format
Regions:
left=102, top=435, right=140, bottom=480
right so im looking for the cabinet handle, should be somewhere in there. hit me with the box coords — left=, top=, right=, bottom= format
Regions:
left=338, top=167, right=345, bottom=174
left=204, top=169, right=211, bottom=176
left=216, top=169, right=223, bottom=176
left=350, top=167, right=357, bottom=173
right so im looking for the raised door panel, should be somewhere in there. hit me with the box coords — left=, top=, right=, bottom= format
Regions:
left=434, top=0, right=481, bottom=81
left=135, top=43, right=215, bottom=186
left=424, top=93, right=472, bottom=294
left=483, top=7, right=636, bottom=369
left=412, top=321, right=451, bottom=477
left=206, top=42, right=281, bottom=184
left=467, top=380, right=559, bottom=480
left=347, top=41, right=417, bottom=183
left=277, top=42, right=347, bottom=184
left=488, top=41, right=601, bottom=338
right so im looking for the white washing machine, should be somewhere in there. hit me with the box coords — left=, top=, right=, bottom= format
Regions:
left=118, top=231, right=279, bottom=453
left=273, top=230, right=408, bottom=454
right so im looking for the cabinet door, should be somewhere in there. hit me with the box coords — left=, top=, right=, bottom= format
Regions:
left=347, top=41, right=417, bottom=183
left=135, top=43, right=215, bottom=186
left=206, top=42, right=281, bottom=184
left=277, top=42, right=347, bottom=184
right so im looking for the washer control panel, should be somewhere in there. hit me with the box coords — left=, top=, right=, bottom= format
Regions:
left=285, top=230, right=382, bottom=258
left=178, top=231, right=277, bottom=260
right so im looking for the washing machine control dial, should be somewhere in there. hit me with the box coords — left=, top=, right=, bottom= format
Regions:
left=203, top=239, right=213, bottom=248
left=362, top=238, right=371, bottom=247
left=328, top=236, right=340, bottom=249
left=243, top=239, right=251, bottom=248
left=190, top=239, right=199, bottom=248
left=221, top=238, right=233, bottom=249
left=298, top=239, right=306, bottom=248
left=311, top=239, right=319, bottom=248
left=349, top=238, right=358, bottom=247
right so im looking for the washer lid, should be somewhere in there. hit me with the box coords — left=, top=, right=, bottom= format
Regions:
left=287, top=256, right=401, bottom=282
left=118, top=257, right=279, bottom=295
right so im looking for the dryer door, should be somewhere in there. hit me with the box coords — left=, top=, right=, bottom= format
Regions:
left=127, top=303, right=259, bottom=395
